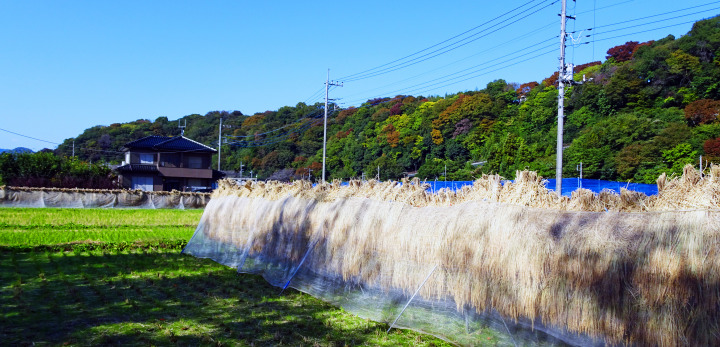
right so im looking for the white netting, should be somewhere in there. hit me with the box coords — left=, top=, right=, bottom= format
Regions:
left=183, top=185, right=720, bottom=346
left=0, top=186, right=210, bottom=209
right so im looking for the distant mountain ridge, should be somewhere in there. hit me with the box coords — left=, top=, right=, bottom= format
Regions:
left=0, top=147, right=33, bottom=154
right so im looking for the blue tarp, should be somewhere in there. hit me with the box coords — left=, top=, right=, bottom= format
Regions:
left=426, top=178, right=658, bottom=196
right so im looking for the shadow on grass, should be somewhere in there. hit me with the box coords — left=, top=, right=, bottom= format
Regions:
left=0, top=249, right=437, bottom=346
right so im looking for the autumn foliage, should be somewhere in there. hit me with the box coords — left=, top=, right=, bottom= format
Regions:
left=684, top=99, right=720, bottom=125
left=516, top=81, right=539, bottom=97
left=542, top=71, right=559, bottom=86
left=573, top=61, right=601, bottom=73
left=704, top=138, right=720, bottom=162
left=380, top=123, right=400, bottom=147
left=606, top=41, right=653, bottom=62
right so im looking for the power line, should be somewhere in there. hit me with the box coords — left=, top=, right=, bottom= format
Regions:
left=341, top=32, right=558, bottom=102
left=576, top=0, right=634, bottom=16
left=580, top=3, right=720, bottom=45
left=225, top=109, right=324, bottom=139
left=589, top=19, right=705, bottom=43
left=0, top=127, right=127, bottom=155
left=344, top=40, right=557, bottom=105
left=344, top=2, right=719, bottom=106
left=591, top=1, right=720, bottom=31
left=401, top=48, right=557, bottom=98
left=225, top=118, right=323, bottom=148
left=0, top=127, right=60, bottom=146
left=338, top=0, right=544, bottom=81
left=224, top=111, right=328, bottom=148
left=396, top=43, right=557, bottom=95
left=303, top=86, right=326, bottom=105
left=0, top=126, right=225, bottom=156
left=343, top=1, right=558, bottom=82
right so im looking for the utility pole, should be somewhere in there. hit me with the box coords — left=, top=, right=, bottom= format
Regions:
left=218, top=117, right=222, bottom=171
left=72, top=140, right=75, bottom=158
left=556, top=0, right=573, bottom=194
left=239, top=161, right=245, bottom=178
left=576, top=161, right=583, bottom=189
left=179, top=120, right=186, bottom=136
left=322, top=69, right=343, bottom=183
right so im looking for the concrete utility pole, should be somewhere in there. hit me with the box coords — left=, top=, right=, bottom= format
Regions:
left=72, top=140, right=75, bottom=158
left=322, top=69, right=343, bottom=183
left=556, top=0, right=573, bottom=194
left=218, top=117, right=222, bottom=171
left=179, top=120, right=186, bottom=136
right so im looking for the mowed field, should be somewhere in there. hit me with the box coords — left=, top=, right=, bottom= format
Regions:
left=0, top=208, right=454, bottom=346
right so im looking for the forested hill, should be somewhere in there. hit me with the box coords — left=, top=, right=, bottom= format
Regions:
left=59, top=16, right=720, bottom=184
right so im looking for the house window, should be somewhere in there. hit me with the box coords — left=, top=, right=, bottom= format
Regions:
left=160, top=153, right=180, bottom=167
left=139, top=153, right=154, bottom=164
left=131, top=176, right=154, bottom=191
left=187, top=156, right=203, bottom=169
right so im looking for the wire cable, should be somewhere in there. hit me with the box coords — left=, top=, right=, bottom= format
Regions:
left=303, top=86, right=326, bottom=105
left=340, top=0, right=557, bottom=82
left=591, top=1, right=720, bottom=31
left=390, top=48, right=557, bottom=100
left=343, top=38, right=556, bottom=105
left=338, top=0, right=546, bottom=81
left=589, top=19, right=704, bottom=43
left=342, top=35, right=558, bottom=103
left=225, top=111, right=325, bottom=145
left=345, top=2, right=719, bottom=105
left=225, top=110, right=324, bottom=139
left=226, top=117, right=324, bottom=148
left=0, top=127, right=60, bottom=146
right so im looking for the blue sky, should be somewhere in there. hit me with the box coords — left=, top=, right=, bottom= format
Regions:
left=1, top=0, right=718, bottom=151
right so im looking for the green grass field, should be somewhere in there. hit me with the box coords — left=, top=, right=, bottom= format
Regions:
left=0, top=208, right=202, bottom=247
left=0, top=208, right=458, bottom=346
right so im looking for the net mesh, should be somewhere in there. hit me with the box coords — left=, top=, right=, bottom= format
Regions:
left=0, top=186, right=209, bottom=208
left=183, top=169, right=720, bottom=346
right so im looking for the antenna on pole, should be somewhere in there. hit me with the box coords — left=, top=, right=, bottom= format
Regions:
left=556, top=0, right=573, bottom=195
left=179, top=120, right=187, bottom=136
left=322, top=69, right=343, bottom=183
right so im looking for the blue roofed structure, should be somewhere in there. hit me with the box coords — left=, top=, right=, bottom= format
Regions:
left=122, top=135, right=217, bottom=153
left=116, top=135, right=223, bottom=192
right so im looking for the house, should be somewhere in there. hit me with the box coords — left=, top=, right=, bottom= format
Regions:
left=116, top=135, right=224, bottom=192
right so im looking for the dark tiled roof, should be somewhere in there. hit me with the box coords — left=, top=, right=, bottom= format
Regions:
left=122, top=136, right=216, bottom=153
left=116, top=164, right=159, bottom=173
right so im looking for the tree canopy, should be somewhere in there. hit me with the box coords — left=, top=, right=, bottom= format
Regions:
left=60, top=16, right=720, bottom=184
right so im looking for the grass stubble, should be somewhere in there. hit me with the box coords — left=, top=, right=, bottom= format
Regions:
left=0, top=208, right=456, bottom=346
